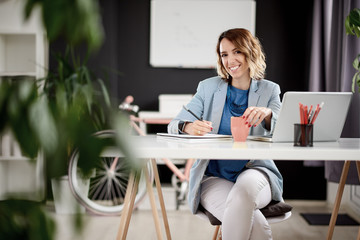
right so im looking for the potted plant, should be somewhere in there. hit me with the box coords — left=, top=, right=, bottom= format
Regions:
left=0, top=58, right=120, bottom=238
left=345, top=8, right=360, bottom=93
left=43, top=45, right=112, bottom=214
left=0, top=0, right=135, bottom=239
left=23, top=0, right=111, bottom=215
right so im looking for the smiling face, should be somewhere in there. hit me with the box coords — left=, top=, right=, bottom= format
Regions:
left=219, top=38, right=250, bottom=88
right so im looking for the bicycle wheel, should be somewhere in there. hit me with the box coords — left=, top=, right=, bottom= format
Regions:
left=68, top=130, right=153, bottom=215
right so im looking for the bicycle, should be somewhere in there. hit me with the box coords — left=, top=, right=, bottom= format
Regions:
left=67, top=95, right=192, bottom=215
left=68, top=129, right=154, bottom=216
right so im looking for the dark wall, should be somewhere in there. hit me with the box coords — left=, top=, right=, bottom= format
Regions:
left=50, top=0, right=326, bottom=200
left=115, top=1, right=216, bottom=109
left=51, top=0, right=314, bottom=109
left=87, top=0, right=313, bottom=110
left=256, top=0, right=314, bottom=93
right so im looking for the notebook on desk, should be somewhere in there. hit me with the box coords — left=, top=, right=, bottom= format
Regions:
left=248, top=91, right=352, bottom=142
left=157, top=133, right=233, bottom=142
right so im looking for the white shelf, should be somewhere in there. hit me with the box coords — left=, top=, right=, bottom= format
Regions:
left=0, top=0, right=47, bottom=201
left=0, top=0, right=44, bottom=33
left=0, top=72, right=36, bottom=77
left=0, top=34, right=37, bottom=73
left=0, top=29, right=40, bottom=35
left=0, top=156, right=32, bottom=161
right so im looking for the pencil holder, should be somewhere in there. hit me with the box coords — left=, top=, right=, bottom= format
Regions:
left=294, top=124, right=313, bottom=147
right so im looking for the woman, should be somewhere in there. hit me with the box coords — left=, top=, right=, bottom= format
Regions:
left=168, top=28, right=283, bottom=239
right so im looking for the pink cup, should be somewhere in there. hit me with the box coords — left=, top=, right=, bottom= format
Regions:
left=231, top=116, right=250, bottom=142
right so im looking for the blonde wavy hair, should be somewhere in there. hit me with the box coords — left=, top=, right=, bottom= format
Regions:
left=216, top=28, right=266, bottom=81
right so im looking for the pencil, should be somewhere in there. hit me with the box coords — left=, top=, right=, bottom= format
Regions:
left=299, top=103, right=304, bottom=124
left=183, top=105, right=203, bottom=121
left=310, top=102, right=324, bottom=124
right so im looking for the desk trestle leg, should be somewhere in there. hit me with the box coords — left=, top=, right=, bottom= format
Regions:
left=116, top=160, right=172, bottom=240
left=151, top=158, right=172, bottom=240
left=326, top=161, right=360, bottom=240
left=145, top=163, right=164, bottom=240
left=117, top=171, right=139, bottom=240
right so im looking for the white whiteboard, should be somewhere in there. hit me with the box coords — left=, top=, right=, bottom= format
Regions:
left=150, top=0, right=256, bottom=68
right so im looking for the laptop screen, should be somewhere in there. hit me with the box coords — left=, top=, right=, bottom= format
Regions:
left=271, top=92, right=352, bottom=142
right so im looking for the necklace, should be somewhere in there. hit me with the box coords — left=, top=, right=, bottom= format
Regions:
left=226, top=85, right=249, bottom=116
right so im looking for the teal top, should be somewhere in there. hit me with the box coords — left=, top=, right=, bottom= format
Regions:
left=205, top=85, right=249, bottom=182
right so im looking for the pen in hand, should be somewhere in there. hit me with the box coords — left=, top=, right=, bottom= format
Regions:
left=183, top=105, right=203, bottom=121
left=183, top=105, right=213, bottom=134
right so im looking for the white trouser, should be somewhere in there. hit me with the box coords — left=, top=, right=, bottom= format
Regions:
left=200, top=169, right=272, bottom=240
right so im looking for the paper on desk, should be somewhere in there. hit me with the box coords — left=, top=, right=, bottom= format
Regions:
left=156, top=133, right=233, bottom=142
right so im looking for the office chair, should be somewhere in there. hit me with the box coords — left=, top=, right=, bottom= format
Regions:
left=199, top=200, right=292, bottom=240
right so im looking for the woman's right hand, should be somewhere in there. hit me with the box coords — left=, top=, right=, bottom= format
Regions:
left=184, top=120, right=213, bottom=135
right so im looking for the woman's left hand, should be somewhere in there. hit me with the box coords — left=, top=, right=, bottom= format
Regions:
left=242, top=107, right=272, bottom=127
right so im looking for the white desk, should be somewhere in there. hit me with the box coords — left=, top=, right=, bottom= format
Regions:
left=131, top=136, right=360, bottom=160
left=116, top=136, right=360, bottom=240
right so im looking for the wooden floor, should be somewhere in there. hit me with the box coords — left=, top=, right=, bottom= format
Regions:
left=50, top=187, right=360, bottom=240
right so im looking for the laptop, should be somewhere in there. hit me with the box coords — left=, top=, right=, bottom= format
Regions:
left=248, top=91, right=352, bottom=142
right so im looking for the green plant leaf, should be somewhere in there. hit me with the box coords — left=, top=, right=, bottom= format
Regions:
left=97, top=78, right=111, bottom=107
left=351, top=54, right=360, bottom=93
left=6, top=81, right=40, bottom=159
left=353, top=54, right=360, bottom=70
left=0, top=199, right=56, bottom=240
left=29, top=95, right=59, bottom=153
left=23, top=0, right=39, bottom=20
left=0, top=81, right=10, bottom=132
left=346, top=8, right=360, bottom=37
left=349, top=8, right=360, bottom=27
left=111, top=113, right=142, bottom=171
left=352, top=71, right=360, bottom=93
left=55, top=86, right=69, bottom=115
left=355, top=26, right=360, bottom=38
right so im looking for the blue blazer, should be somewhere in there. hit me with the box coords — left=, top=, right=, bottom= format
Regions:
left=168, top=76, right=284, bottom=214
